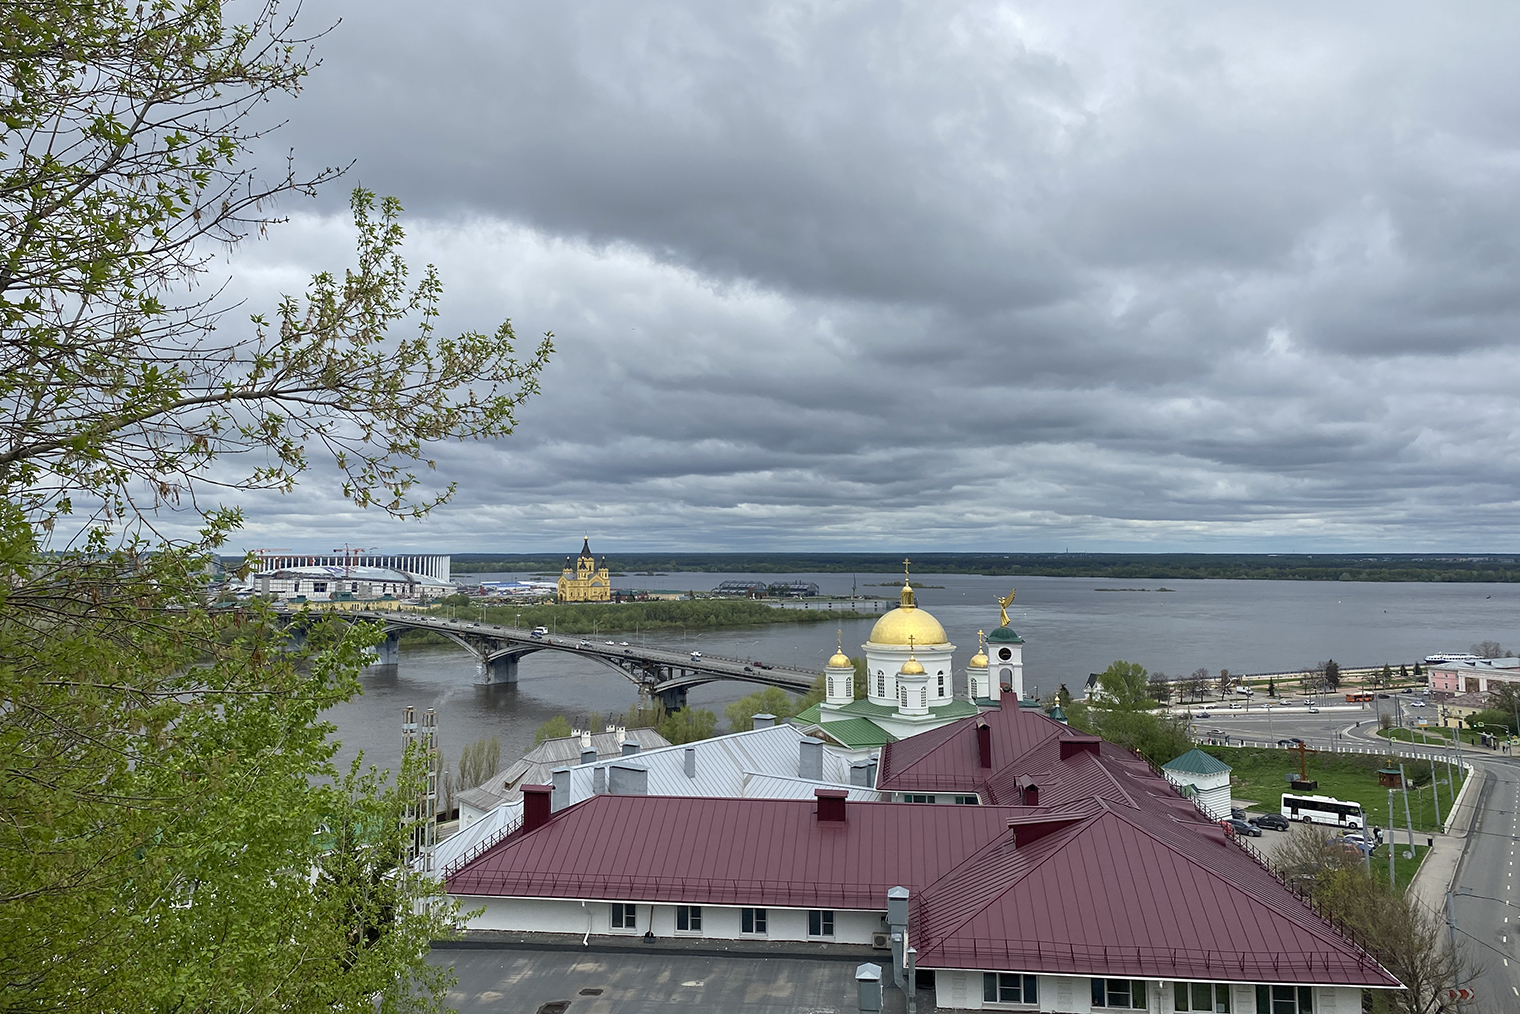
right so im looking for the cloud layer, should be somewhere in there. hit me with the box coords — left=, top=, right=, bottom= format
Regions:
left=204, top=1, right=1520, bottom=552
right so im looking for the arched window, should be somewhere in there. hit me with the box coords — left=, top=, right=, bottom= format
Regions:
left=878, top=675, right=886, bottom=698
left=937, top=673, right=945, bottom=696
left=920, top=688, right=927, bottom=708
left=900, top=687, right=907, bottom=708
left=969, top=677, right=979, bottom=698
left=828, top=677, right=835, bottom=697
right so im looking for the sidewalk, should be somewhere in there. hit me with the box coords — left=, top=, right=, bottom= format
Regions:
left=1407, top=757, right=1485, bottom=914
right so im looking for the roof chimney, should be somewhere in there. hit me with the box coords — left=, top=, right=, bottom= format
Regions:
left=551, top=766, right=571, bottom=811
left=608, top=764, right=648, bottom=796
left=866, top=755, right=878, bottom=786
left=1017, top=775, right=1039, bottom=807
left=816, top=787, right=848, bottom=822
left=976, top=720, right=992, bottom=769
left=684, top=746, right=697, bottom=778
left=752, top=713, right=776, bottom=729
left=850, top=759, right=871, bottom=787
left=522, top=784, right=552, bottom=832
left=621, top=741, right=640, bottom=756
left=580, top=747, right=597, bottom=766
left=799, top=737, right=824, bottom=781
left=592, top=766, right=606, bottom=794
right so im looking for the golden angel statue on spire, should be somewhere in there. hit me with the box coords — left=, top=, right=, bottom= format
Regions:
left=996, top=589, right=1016, bottom=628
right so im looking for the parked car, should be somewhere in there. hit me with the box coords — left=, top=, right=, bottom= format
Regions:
left=1230, top=807, right=1247, bottom=820
left=1251, top=813, right=1290, bottom=831
left=1224, top=818, right=1262, bottom=837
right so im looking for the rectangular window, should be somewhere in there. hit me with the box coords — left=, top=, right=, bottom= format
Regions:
left=983, top=972, right=1038, bottom=1004
left=1176, top=982, right=1232, bottom=1012
left=1255, top=985, right=1313, bottom=1014
left=808, top=910, right=834, bottom=937
left=954, top=794, right=980, bottom=805
left=1092, top=979, right=1147, bottom=1009
left=675, top=905, right=702, bottom=932
left=610, top=903, right=636, bottom=930
left=904, top=794, right=937, bottom=803
left=741, top=907, right=767, bottom=934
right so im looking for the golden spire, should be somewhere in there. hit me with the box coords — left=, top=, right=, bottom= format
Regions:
left=827, top=627, right=851, bottom=668
left=899, top=634, right=926, bottom=676
left=969, top=629, right=988, bottom=668
left=997, top=588, right=1016, bottom=627
left=900, top=556, right=915, bottom=608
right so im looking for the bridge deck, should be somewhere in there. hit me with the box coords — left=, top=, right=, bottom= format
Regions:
left=350, top=611, right=820, bottom=694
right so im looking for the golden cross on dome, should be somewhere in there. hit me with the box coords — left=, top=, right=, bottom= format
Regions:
left=836, top=628, right=843, bottom=653
left=903, top=557, right=911, bottom=584
left=908, top=633, right=916, bottom=655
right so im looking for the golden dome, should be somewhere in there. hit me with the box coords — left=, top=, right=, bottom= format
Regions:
left=868, top=606, right=948, bottom=647
left=899, top=655, right=926, bottom=676
left=968, top=629, right=988, bottom=668
left=827, top=651, right=853, bottom=668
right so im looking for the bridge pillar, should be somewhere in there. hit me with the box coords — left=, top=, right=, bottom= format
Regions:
left=365, top=630, right=401, bottom=672
left=483, top=655, right=519, bottom=685
left=654, top=686, right=688, bottom=713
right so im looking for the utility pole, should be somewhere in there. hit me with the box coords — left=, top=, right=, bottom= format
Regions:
left=1399, top=764, right=1416, bottom=858
left=1388, top=788, right=1396, bottom=888
left=1429, top=750, right=1442, bottom=827
left=1446, top=890, right=1459, bottom=986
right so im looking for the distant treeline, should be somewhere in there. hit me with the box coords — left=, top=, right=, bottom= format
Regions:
left=450, top=552, right=1520, bottom=583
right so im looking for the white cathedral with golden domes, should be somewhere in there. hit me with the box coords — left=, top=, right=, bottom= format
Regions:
left=795, top=562, right=1026, bottom=749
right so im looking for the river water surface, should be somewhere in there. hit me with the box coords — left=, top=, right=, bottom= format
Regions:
left=327, top=572, right=1520, bottom=777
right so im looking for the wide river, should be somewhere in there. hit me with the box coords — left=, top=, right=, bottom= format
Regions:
left=327, top=571, right=1520, bottom=777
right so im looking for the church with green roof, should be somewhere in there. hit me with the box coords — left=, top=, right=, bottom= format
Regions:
left=795, top=570, right=1026, bottom=750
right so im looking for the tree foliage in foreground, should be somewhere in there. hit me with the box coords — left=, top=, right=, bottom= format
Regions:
left=0, top=1, right=551, bottom=1010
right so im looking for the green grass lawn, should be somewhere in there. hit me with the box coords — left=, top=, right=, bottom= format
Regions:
left=1202, top=746, right=1465, bottom=834
left=1369, top=842, right=1429, bottom=893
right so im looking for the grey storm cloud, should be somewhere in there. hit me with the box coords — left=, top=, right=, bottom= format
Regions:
left=194, top=0, right=1520, bottom=553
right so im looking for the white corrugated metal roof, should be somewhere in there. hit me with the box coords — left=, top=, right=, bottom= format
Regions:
left=459, top=727, right=672, bottom=812
left=430, top=798, right=522, bottom=873
left=559, top=724, right=883, bottom=801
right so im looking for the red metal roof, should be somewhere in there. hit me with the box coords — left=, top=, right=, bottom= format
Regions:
left=447, top=794, right=1013, bottom=910
left=447, top=786, right=1398, bottom=987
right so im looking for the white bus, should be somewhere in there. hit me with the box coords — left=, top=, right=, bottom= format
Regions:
left=1281, top=792, right=1364, bottom=829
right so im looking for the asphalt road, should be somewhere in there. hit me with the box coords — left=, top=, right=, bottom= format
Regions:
left=1449, top=762, right=1520, bottom=1011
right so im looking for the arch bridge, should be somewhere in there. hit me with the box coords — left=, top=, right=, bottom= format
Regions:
left=347, top=611, right=818, bottom=711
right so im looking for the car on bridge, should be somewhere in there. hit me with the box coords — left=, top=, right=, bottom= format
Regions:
left=690, top=651, right=702, bottom=661
left=531, top=626, right=548, bottom=637
left=579, top=639, right=591, bottom=648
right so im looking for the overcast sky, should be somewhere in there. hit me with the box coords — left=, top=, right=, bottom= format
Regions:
left=209, top=1, right=1520, bottom=555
